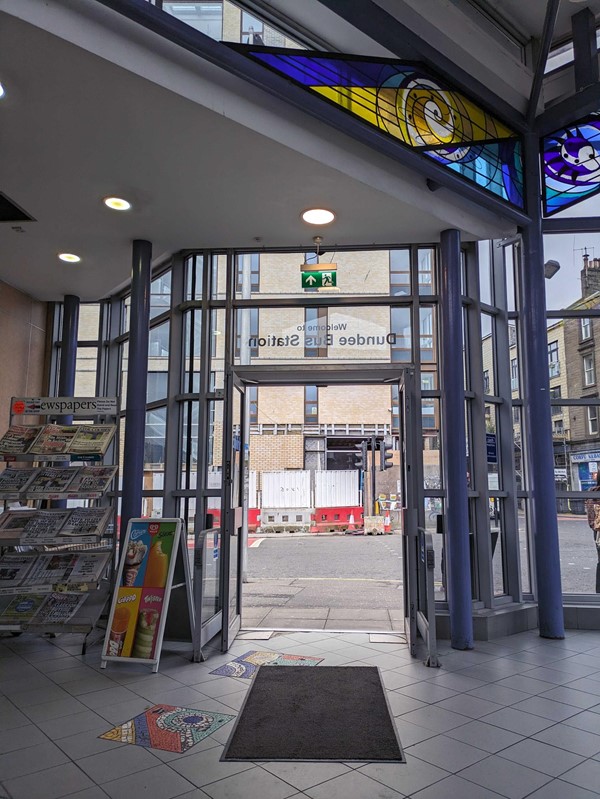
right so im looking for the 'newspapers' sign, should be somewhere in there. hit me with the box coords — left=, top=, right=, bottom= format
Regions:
left=12, top=397, right=118, bottom=416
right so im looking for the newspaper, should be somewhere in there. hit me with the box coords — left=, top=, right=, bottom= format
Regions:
left=0, top=594, right=46, bottom=625
left=34, top=593, right=88, bottom=624
left=20, top=510, right=71, bottom=544
left=0, top=468, right=37, bottom=497
left=25, top=467, right=79, bottom=496
left=0, top=554, right=35, bottom=588
left=69, top=425, right=116, bottom=455
left=67, top=466, right=117, bottom=495
left=29, top=425, right=79, bottom=455
left=59, top=507, right=112, bottom=537
left=0, top=425, right=42, bottom=454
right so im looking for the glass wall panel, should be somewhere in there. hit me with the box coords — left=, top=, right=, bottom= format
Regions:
left=120, top=342, right=129, bottom=405
left=142, top=495, right=163, bottom=519
left=232, top=305, right=414, bottom=366
left=544, top=234, right=600, bottom=311
left=163, top=1, right=223, bottom=39
left=417, top=248, right=435, bottom=295
left=210, top=309, right=226, bottom=391
left=481, top=313, right=496, bottom=396
left=548, top=405, right=600, bottom=494
left=463, top=307, right=469, bottom=391
left=78, top=304, right=100, bottom=340
left=183, top=310, right=202, bottom=394
left=519, top=501, right=531, bottom=594
left=145, top=407, right=166, bottom=475
left=465, top=401, right=473, bottom=490
left=485, top=402, right=501, bottom=490
left=422, top=399, right=441, bottom=489
left=226, top=248, right=440, bottom=300
left=490, top=498, right=506, bottom=596
left=186, top=254, right=204, bottom=301
left=424, top=497, right=445, bottom=601
left=122, top=296, right=130, bottom=335
left=180, top=400, right=199, bottom=490
left=211, top=254, right=228, bottom=301
left=207, top=400, right=223, bottom=489
left=235, top=253, right=260, bottom=298
left=512, top=404, right=524, bottom=491
left=505, top=244, right=516, bottom=312
left=162, top=1, right=304, bottom=49
left=558, top=505, right=600, bottom=595
left=478, top=241, right=492, bottom=305
left=74, top=347, right=98, bottom=396
left=150, top=272, right=172, bottom=319
left=177, top=496, right=196, bottom=547
left=419, top=306, right=437, bottom=364
left=390, top=249, right=411, bottom=296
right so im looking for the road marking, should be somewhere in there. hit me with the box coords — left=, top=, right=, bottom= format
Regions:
left=248, top=538, right=265, bottom=548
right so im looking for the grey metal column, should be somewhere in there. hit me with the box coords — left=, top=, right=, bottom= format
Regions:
left=120, top=240, right=152, bottom=540
left=519, top=133, right=564, bottom=639
left=440, top=229, right=474, bottom=650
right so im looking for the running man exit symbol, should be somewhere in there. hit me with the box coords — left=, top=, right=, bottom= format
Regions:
left=300, top=263, right=338, bottom=290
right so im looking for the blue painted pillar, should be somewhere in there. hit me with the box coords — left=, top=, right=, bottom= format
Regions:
left=120, top=240, right=152, bottom=540
left=520, top=132, right=564, bottom=639
left=53, top=295, right=80, bottom=509
left=58, top=295, right=80, bottom=402
left=440, top=228, right=474, bottom=650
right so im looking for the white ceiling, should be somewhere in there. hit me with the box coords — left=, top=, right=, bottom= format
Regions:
left=0, top=1, right=523, bottom=301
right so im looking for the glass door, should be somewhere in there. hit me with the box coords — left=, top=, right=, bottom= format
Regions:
left=399, top=368, right=423, bottom=654
left=220, top=371, right=246, bottom=651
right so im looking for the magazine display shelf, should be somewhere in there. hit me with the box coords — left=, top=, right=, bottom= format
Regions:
left=0, top=397, right=119, bottom=652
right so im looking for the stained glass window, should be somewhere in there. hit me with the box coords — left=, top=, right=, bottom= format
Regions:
left=232, top=47, right=523, bottom=208
left=543, top=114, right=600, bottom=215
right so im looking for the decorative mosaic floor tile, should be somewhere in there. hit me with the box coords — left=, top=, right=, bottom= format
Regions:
left=99, top=704, right=235, bottom=753
left=210, top=650, right=323, bottom=678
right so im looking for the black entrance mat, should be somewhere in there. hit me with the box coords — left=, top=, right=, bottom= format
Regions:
left=221, top=665, right=405, bottom=762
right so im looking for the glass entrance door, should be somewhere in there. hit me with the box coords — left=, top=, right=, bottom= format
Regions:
left=220, top=371, right=246, bottom=651
left=398, top=368, right=424, bottom=654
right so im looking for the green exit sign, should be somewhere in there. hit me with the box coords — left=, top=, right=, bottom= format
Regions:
left=301, top=264, right=337, bottom=289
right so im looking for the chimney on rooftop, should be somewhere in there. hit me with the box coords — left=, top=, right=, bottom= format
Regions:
left=580, top=249, right=600, bottom=297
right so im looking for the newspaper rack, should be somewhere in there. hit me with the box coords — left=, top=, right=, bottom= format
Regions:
left=0, top=397, right=119, bottom=652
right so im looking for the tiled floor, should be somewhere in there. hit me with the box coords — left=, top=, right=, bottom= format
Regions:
left=2, top=629, right=600, bottom=798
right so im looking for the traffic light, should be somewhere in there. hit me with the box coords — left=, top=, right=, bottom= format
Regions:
left=380, top=439, right=394, bottom=471
left=354, top=440, right=367, bottom=469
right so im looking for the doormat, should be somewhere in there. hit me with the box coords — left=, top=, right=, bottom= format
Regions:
left=99, top=704, right=235, bottom=753
left=210, top=650, right=323, bottom=679
left=221, top=666, right=405, bottom=762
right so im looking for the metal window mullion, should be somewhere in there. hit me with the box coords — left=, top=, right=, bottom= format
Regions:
left=219, top=249, right=237, bottom=641
left=48, top=303, right=62, bottom=397
left=194, top=251, right=214, bottom=534
left=492, top=239, right=522, bottom=603
left=94, top=301, right=109, bottom=397
left=162, top=256, right=185, bottom=517
left=465, top=242, right=494, bottom=607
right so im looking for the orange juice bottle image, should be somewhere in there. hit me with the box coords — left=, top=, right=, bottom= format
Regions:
left=144, top=540, right=169, bottom=587
left=108, top=605, right=130, bottom=656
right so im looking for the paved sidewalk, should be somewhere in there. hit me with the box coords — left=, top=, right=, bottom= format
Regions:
left=243, top=577, right=404, bottom=630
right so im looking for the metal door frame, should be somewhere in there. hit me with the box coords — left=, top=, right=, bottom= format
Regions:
left=217, top=364, right=421, bottom=650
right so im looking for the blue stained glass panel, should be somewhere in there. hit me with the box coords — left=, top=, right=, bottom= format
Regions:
left=234, top=47, right=523, bottom=209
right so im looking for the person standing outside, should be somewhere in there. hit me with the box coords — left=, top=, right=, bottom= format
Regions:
left=584, top=471, right=600, bottom=593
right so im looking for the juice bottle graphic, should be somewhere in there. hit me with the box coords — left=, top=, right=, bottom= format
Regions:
left=108, top=604, right=130, bottom=656
left=144, top=540, right=169, bottom=587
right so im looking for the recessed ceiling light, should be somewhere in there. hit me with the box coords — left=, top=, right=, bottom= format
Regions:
left=0, top=82, right=5, bottom=99
left=301, top=208, right=335, bottom=225
left=58, top=253, right=81, bottom=263
left=103, top=196, right=132, bottom=211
